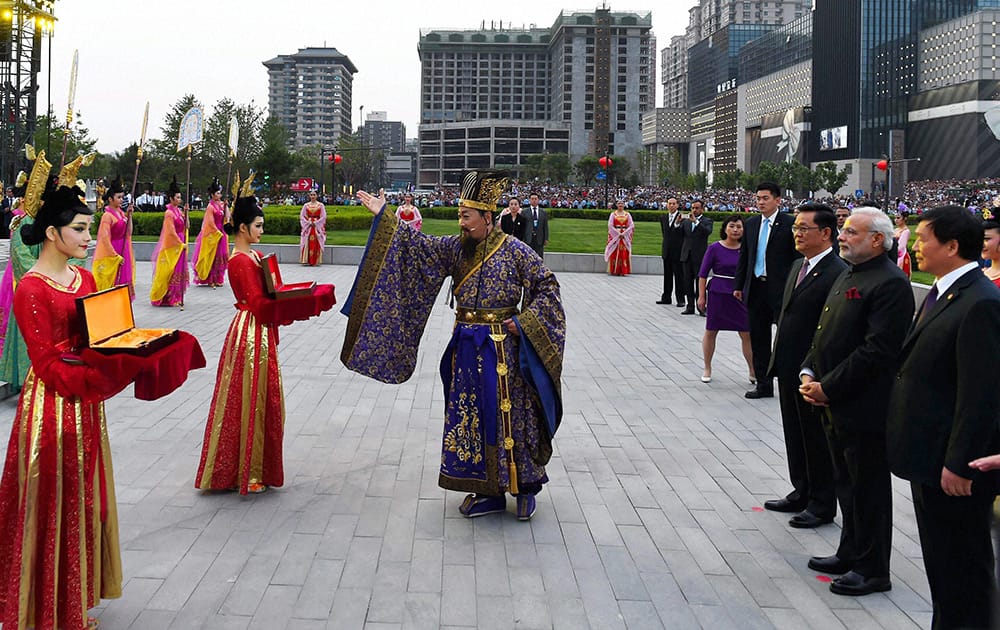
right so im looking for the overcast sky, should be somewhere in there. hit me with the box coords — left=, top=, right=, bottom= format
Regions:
left=41, top=1, right=690, bottom=153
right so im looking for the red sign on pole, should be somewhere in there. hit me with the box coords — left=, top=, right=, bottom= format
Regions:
left=289, top=178, right=314, bottom=192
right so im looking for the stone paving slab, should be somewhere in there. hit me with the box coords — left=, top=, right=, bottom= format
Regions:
left=0, top=260, right=931, bottom=629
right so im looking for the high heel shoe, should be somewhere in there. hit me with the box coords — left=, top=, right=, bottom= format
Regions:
left=701, top=373, right=712, bottom=383
left=749, top=374, right=757, bottom=385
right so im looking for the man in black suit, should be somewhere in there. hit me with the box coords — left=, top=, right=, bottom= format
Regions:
left=679, top=199, right=713, bottom=315
left=524, top=193, right=549, bottom=258
left=499, top=197, right=528, bottom=241
left=888, top=206, right=1000, bottom=629
left=657, top=197, right=686, bottom=307
left=799, top=207, right=914, bottom=596
left=734, top=182, right=799, bottom=398
left=764, top=204, right=845, bottom=527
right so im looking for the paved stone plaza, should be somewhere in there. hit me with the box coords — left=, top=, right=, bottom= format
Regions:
left=0, top=260, right=932, bottom=629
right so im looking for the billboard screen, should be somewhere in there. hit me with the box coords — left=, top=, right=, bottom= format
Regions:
left=819, top=126, right=848, bottom=151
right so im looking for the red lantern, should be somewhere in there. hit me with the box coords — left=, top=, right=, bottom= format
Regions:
left=598, top=156, right=613, bottom=169
left=876, top=159, right=888, bottom=171
left=334, top=154, right=343, bottom=164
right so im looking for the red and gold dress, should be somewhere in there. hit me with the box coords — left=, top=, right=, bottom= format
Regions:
left=603, top=211, right=633, bottom=276
left=0, top=267, right=139, bottom=630
left=299, top=202, right=326, bottom=266
left=195, top=250, right=335, bottom=494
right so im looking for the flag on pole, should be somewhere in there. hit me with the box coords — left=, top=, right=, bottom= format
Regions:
left=228, top=117, right=239, bottom=157
left=177, top=106, right=204, bottom=152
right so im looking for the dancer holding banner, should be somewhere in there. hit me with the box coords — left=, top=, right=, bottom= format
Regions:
left=92, top=176, right=136, bottom=297
left=341, top=171, right=566, bottom=520
left=150, top=177, right=189, bottom=307
left=192, top=178, right=228, bottom=287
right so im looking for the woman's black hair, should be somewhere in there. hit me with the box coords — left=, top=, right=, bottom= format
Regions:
left=21, top=184, right=92, bottom=246
left=718, top=214, right=743, bottom=240
left=224, top=196, right=264, bottom=236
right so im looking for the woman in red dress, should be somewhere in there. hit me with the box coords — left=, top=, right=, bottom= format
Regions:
left=603, top=200, right=633, bottom=276
left=394, top=193, right=423, bottom=231
left=0, top=185, right=143, bottom=630
left=196, top=195, right=334, bottom=494
left=299, top=190, right=326, bottom=266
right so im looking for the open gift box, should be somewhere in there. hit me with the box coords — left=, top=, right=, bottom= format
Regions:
left=261, top=253, right=315, bottom=299
left=77, top=285, right=178, bottom=356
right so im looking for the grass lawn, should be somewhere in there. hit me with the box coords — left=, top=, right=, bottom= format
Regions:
left=134, top=216, right=934, bottom=285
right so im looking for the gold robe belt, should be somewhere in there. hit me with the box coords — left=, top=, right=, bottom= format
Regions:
left=455, top=306, right=519, bottom=325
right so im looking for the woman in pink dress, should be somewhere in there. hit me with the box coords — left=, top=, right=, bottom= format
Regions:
left=894, top=213, right=912, bottom=278
left=299, top=190, right=326, bottom=266
left=150, top=177, right=189, bottom=307
left=92, top=177, right=136, bottom=298
left=192, top=178, right=229, bottom=287
left=604, top=200, right=633, bottom=276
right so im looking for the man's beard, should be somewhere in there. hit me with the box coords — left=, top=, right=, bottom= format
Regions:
left=460, top=234, right=479, bottom=259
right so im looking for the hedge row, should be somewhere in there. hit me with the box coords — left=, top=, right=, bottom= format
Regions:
left=116, top=205, right=753, bottom=237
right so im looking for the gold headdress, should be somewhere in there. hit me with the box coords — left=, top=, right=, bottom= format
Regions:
left=239, top=170, right=256, bottom=198
left=58, top=152, right=96, bottom=188
left=23, top=146, right=52, bottom=218
left=459, top=169, right=509, bottom=213
left=230, top=169, right=241, bottom=201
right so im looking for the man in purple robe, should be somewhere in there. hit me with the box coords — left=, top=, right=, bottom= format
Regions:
left=340, top=170, right=565, bottom=520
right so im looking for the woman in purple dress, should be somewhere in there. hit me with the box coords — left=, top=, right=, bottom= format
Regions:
left=696, top=215, right=754, bottom=384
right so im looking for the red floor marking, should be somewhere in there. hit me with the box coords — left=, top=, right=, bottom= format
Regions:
left=815, top=575, right=833, bottom=583
left=751, top=506, right=764, bottom=512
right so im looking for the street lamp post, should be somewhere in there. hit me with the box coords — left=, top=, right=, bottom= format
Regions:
left=598, top=155, right=613, bottom=209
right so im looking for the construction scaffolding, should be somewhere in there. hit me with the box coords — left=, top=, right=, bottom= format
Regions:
left=0, top=0, right=54, bottom=187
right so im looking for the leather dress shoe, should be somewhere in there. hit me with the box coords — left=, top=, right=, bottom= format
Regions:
left=807, top=554, right=852, bottom=574
left=656, top=299, right=671, bottom=305
left=788, top=510, right=834, bottom=529
left=829, top=570, right=891, bottom=596
left=763, top=497, right=806, bottom=513
left=681, top=307, right=695, bottom=315
left=675, top=302, right=687, bottom=308
left=744, top=387, right=774, bottom=399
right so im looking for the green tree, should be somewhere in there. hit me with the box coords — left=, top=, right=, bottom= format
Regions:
left=335, top=133, right=384, bottom=191
left=813, top=160, right=850, bottom=195
left=202, top=98, right=266, bottom=176
left=523, top=154, right=545, bottom=181
left=254, top=117, right=296, bottom=191
left=33, top=109, right=98, bottom=159
left=574, top=155, right=600, bottom=185
left=713, top=169, right=743, bottom=190
left=542, top=152, right=571, bottom=183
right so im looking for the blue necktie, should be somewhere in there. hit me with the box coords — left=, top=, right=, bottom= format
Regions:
left=754, top=217, right=770, bottom=277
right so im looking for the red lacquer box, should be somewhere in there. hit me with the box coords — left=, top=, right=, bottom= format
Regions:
left=260, top=253, right=316, bottom=299
left=77, top=285, right=178, bottom=355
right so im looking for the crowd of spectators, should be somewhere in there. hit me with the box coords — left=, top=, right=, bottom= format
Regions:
left=293, top=179, right=1000, bottom=216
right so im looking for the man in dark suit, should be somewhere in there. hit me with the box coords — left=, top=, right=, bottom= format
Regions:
left=679, top=199, right=713, bottom=315
left=764, top=204, right=845, bottom=527
left=524, top=193, right=549, bottom=258
left=799, top=207, right=914, bottom=596
left=657, top=197, right=686, bottom=307
left=887, top=206, right=1000, bottom=629
left=734, top=182, right=799, bottom=398
left=499, top=197, right=528, bottom=241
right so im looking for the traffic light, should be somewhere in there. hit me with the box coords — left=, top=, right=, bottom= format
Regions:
left=263, top=171, right=270, bottom=186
